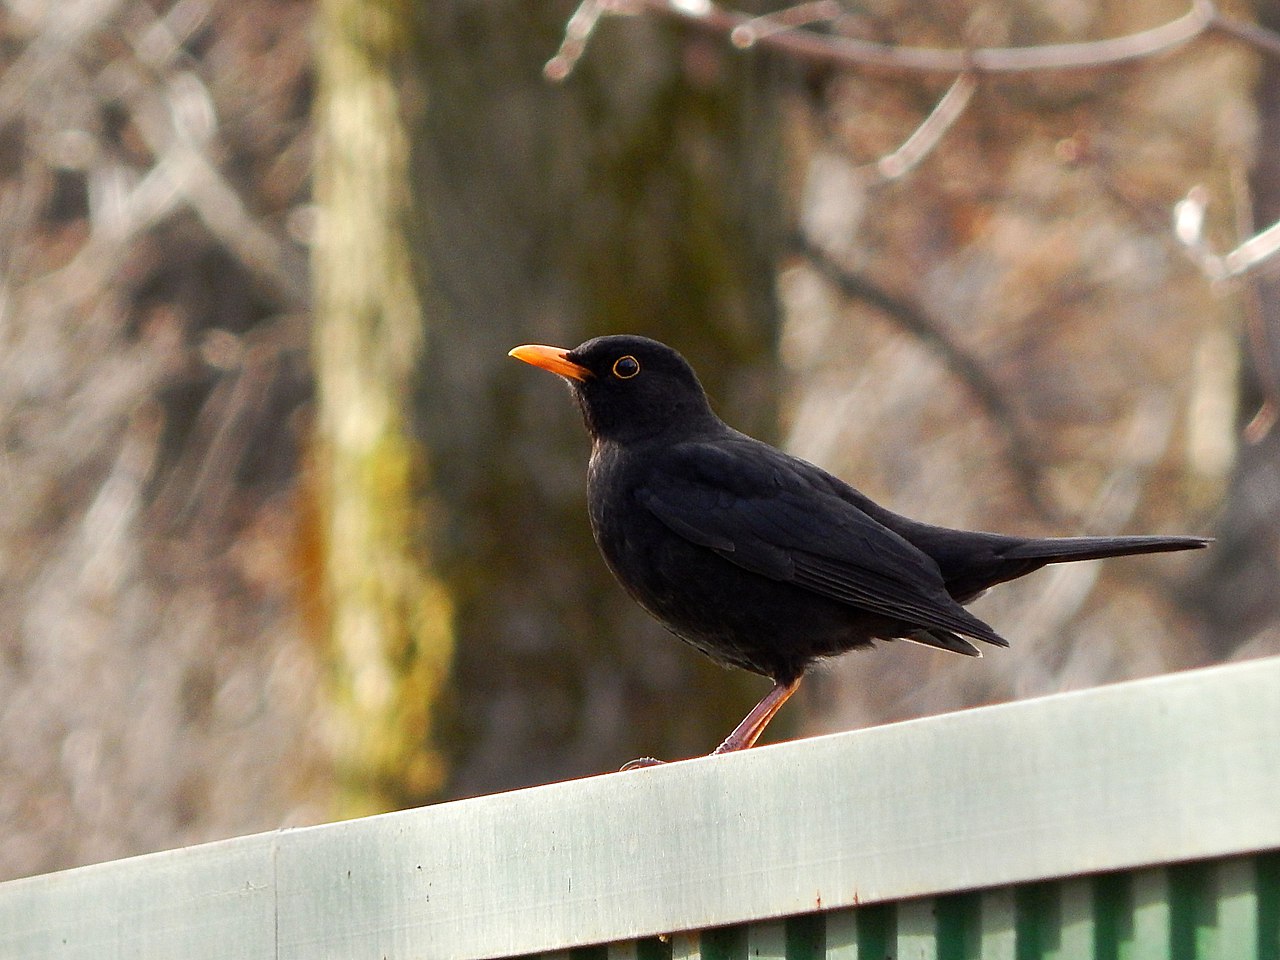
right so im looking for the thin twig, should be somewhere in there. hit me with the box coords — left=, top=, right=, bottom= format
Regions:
left=544, top=0, right=607, bottom=82
left=1209, top=9, right=1280, bottom=60
left=729, top=1, right=841, bottom=50
left=866, top=72, right=977, bottom=180
left=1174, top=186, right=1280, bottom=281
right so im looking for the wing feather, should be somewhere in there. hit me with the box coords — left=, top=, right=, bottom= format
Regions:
left=638, top=438, right=1008, bottom=647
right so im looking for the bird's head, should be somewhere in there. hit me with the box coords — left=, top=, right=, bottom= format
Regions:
left=509, top=334, right=716, bottom=443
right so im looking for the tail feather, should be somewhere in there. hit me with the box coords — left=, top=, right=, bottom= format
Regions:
left=939, top=533, right=1210, bottom=603
left=1001, top=535, right=1211, bottom=564
left=905, top=536, right=1208, bottom=650
left=902, top=628, right=989, bottom=657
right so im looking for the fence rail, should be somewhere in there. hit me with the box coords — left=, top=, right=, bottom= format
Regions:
left=2, top=656, right=1278, bottom=960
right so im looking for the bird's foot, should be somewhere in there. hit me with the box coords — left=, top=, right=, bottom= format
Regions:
left=620, top=756, right=666, bottom=771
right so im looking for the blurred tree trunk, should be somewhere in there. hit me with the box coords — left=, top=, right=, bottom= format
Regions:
left=312, top=0, right=454, bottom=814
left=313, top=1, right=784, bottom=803
left=405, top=3, right=785, bottom=794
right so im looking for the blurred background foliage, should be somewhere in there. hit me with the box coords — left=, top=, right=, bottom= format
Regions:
left=0, top=0, right=1275, bottom=880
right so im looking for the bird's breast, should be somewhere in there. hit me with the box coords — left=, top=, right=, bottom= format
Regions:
left=586, top=446, right=646, bottom=562
left=587, top=447, right=684, bottom=592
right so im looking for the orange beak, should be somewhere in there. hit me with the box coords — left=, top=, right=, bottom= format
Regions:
left=508, top=344, right=591, bottom=382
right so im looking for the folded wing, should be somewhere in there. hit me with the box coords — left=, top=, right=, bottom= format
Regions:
left=638, top=439, right=1009, bottom=651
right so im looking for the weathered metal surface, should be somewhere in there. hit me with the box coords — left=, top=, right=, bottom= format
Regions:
left=274, top=656, right=1280, bottom=958
left=1, top=657, right=1278, bottom=960
left=0, top=832, right=276, bottom=960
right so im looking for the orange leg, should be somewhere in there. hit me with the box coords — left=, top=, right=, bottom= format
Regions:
left=621, top=676, right=802, bottom=771
left=711, top=677, right=802, bottom=754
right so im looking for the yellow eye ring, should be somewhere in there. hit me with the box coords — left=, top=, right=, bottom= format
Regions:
left=612, top=355, right=641, bottom=379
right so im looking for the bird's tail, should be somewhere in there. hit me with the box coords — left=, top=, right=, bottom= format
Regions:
left=937, top=533, right=1210, bottom=603
left=1000, top=535, right=1211, bottom=564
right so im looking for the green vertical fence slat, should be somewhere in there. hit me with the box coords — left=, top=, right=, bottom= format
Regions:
left=823, top=907, right=859, bottom=960
left=1259, top=852, right=1280, bottom=960
left=702, top=924, right=748, bottom=960
left=982, top=887, right=1017, bottom=960
left=1217, top=856, right=1260, bottom=960
left=898, top=897, right=940, bottom=960
left=785, top=912, right=825, bottom=960
left=857, top=902, right=895, bottom=960
left=1167, top=861, right=1213, bottom=960
left=746, top=920, right=786, bottom=960
left=936, top=891, right=981, bottom=960
left=1127, top=868, right=1172, bottom=960
left=1093, top=870, right=1130, bottom=960
left=1014, top=881, right=1059, bottom=960
left=609, top=940, right=674, bottom=960
left=1057, top=877, right=1095, bottom=960
left=672, top=932, right=702, bottom=960
left=825, top=902, right=895, bottom=960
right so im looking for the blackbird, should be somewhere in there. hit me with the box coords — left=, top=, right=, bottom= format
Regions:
left=510, top=334, right=1209, bottom=765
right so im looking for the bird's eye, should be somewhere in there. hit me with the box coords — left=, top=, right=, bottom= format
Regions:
left=612, top=355, right=641, bottom=379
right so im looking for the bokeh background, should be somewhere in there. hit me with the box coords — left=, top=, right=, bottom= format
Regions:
left=1, top=0, right=1276, bottom=881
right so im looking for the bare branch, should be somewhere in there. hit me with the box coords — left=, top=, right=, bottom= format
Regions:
left=548, top=0, right=1240, bottom=80
left=1175, top=186, right=1280, bottom=281
left=1209, top=9, right=1280, bottom=61
left=544, top=0, right=606, bottom=82
left=729, top=1, right=841, bottom=50
left=865, top=72, right=977, bottom=181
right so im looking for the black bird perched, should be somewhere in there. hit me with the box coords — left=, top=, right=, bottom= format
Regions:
left=510, top=334, right=1209, bottom=766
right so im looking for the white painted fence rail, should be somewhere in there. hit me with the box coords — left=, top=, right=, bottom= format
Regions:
left=1, top=656, right=1278, bottom=960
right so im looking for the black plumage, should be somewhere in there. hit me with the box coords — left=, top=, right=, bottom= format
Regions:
left=510, top=334, right=1209, bottom=763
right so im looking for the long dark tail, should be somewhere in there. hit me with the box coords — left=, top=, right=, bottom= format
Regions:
left=1001, top=534, right=1212, bottom=564
left=939, top=533, right=1210, bottom=602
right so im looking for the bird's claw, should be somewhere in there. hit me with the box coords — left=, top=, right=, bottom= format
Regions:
left=620, top=756, right=666, bottom=771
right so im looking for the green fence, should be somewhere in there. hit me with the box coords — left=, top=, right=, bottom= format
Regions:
left=2, top=657, right=1278, bottom=960
left=548, top=855, right=1279, bottom=960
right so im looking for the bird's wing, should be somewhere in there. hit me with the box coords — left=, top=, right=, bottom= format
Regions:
left=638, top=439, right=1008, bottom=647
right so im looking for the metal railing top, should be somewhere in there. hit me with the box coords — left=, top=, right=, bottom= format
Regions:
left=1, top=655, right=1278, bottom=960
